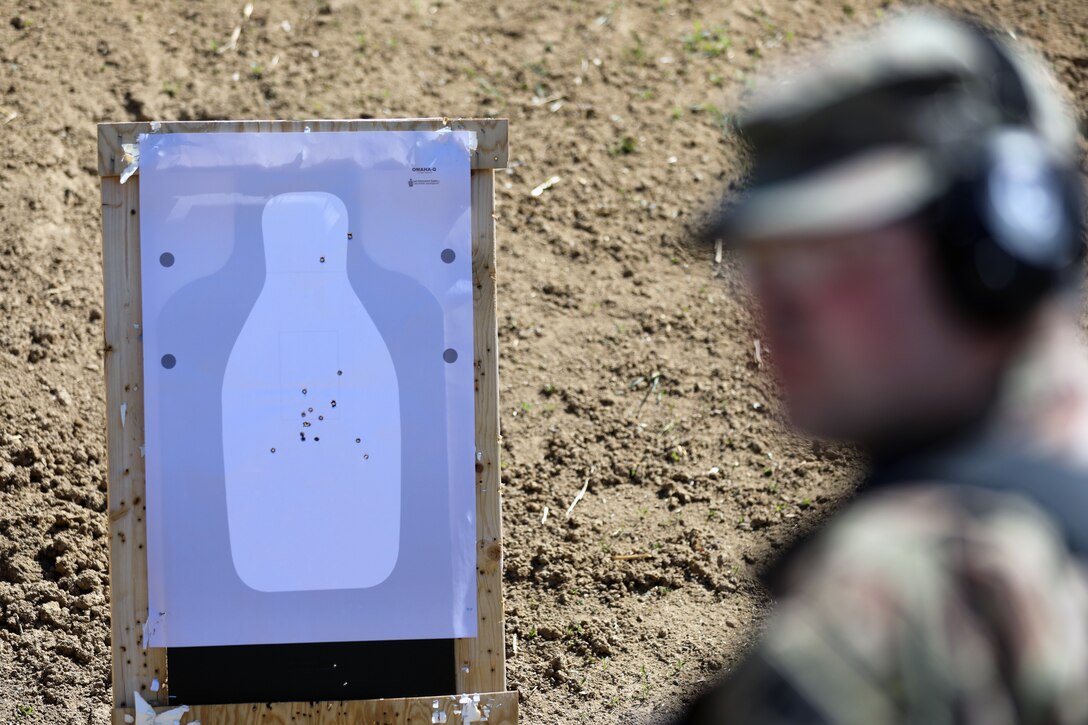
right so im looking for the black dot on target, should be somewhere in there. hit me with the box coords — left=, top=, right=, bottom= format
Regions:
left=441, top=248, right=456, bottom=263
left=337, top=370, right=343, bottom=376
left=320, top=256, right=326, bottom=263
left=270, top=448, right=276, bottom=453
left=160, top=252, right=175, bottom=267
left=161, top=354, right=176, bottom=369
left=443, top=348, right=458, bottom=363
left=355, top=438, right=361, bottom=443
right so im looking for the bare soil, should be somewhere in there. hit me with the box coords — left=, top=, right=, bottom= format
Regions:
left=0, top=0, right=1084, bottom=722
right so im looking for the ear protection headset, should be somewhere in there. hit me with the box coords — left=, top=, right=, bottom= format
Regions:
left=927, top=28, right=1085, bottom=326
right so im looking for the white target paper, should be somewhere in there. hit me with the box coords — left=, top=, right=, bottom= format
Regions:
left=222, top=192, right=401, bottom=592
left=138, top=130, right=477, bottom=647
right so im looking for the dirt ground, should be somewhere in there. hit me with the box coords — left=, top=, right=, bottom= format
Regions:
left=0, top=0, right=1084, bottom=722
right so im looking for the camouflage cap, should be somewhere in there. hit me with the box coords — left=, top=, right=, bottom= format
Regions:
left=707, top=11, right=1078, bottom=246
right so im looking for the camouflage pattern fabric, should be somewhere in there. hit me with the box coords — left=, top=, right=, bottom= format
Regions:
left=701, top=486, right=1088, bottom=724
left=676, top=321, right=1088, bottom=725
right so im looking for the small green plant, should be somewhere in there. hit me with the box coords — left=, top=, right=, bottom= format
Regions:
left=478, top=78, right=503, bottom=100
left=611, top=135, right=637, bottom=156
left=623, top=33, right=648, bottom=65
left=161, top=81, right=178, bottom=98
left=683, top=21, right=732, bottom=57
left=355, top=33, right=369, bottom=52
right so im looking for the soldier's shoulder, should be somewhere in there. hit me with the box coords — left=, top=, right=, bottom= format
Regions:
left=826, top=481, right=1068, bottom=555
left=782, top=480, right=1088, bottom=603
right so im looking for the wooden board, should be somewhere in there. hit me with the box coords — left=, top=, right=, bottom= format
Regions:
left=456, top=170, right=505, bottom=694
left=101, top=175, right=169, bottom=707
left=110, top=691, right=518, bottom=725
left=98, top=120, right=510, bottom=716
left=97, top=118, right=508, bottom=177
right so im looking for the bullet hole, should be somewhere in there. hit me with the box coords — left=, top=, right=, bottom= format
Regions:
left=301, top=412, right=306, bottom=417
left=308, top=407, right=313, bottom=412
left=314, top=437, right=320, bottom=442
left=318, top=415, right=324, bottom=421
left=355, top=438, right=361, bottom=443
left=270, top=448, right=276, bottom=453
left=302, top=388, right=308, bottom=395
left=443, top=348, right=458, bottom=363
left=363, top=453, right=369, bottom=460
left=331, top=400, right=337, bottom=408
left=303, top=421, right=311, bottom=427
left=347, top=232, right=353, bottom=240
left=160, top=252, right=175, bottom=267
left=161, top=354, right=176, bottom=369
left=300, top=432, right=306, bottom=441
left=319, top=256, right=326, bottom=263
left=441, top=248, right=456, bottom=263
left=337, top=370, right=343, bottom=376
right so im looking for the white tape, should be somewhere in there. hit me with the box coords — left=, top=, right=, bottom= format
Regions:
left=120, top=143, right=140, bottom=185
left=133, top=690, right=190, bottom=725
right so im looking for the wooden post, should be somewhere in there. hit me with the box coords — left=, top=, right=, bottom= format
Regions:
left=98, top=119, right=512, bottom=723
left=101, top=176, right=169, bottom=708
left=456, top=169, right=505, bottom=694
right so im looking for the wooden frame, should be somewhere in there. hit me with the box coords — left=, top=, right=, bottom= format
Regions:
left=98, top=119, right=511, bottom=724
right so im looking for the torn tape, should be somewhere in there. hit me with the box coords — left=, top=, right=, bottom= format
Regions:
left=434, top=125, right=479, bottom=153
left=141, top=610, right=165, bottom=650
left=120, top=143, right=139, bottom=184
left=122, top=132, right=154, bottom=184
left=133, top=690, right=193, bottom=725
left=458, top=694, right=486, bottom=724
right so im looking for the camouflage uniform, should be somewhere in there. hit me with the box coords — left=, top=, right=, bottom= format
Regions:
left=679, top=10, right=1088, bottom=725
left=679, top=319, right=1088, bottom=725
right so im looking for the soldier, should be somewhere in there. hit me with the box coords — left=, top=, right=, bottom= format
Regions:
left=677, top=11, right=1088, bottom=724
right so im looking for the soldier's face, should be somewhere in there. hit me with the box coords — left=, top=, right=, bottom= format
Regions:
left=744, top=223, right=992, bottom=443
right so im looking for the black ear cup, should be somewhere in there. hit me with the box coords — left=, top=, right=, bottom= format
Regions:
left=928, top=130, right=1083, bottom=326
left=925, top=25, right=1086, bottom=326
